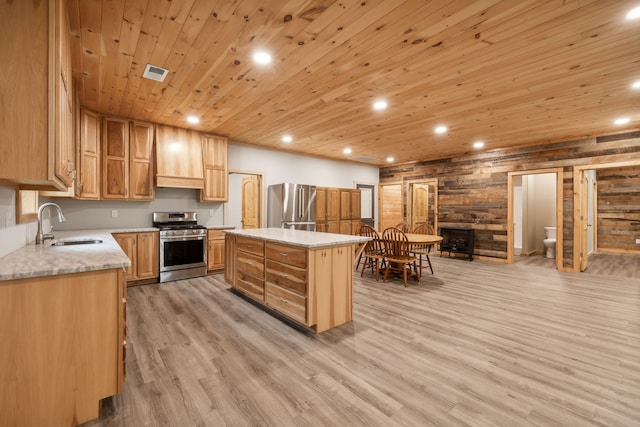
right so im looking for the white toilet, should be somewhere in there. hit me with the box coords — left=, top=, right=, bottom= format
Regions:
left=543, top=226, right=557, bottom=259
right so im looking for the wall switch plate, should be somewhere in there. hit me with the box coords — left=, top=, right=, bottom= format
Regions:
left=111, top=210, right=118, bottom=218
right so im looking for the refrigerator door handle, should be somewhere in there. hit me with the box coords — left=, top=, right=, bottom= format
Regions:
left=298, top=186, right=304, bottom=218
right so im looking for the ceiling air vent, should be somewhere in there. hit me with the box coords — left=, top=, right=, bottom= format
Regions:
left=142, top=64, right=169, bottom=82
left=350, top=155, right=379, bottom=164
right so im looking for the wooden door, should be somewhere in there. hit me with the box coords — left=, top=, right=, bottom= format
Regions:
left=129, top=121, right=154, bottom=200
left=411, top=183, right=429, bottom=227
left=379, top=183, right=403, bottom=231
left=77, top=109, right=100, bottom=199
left=136, top=232, right=159, bottom=279
left=242, top=176, right=260, bottom=229
left=102, top=117, right=129, bottom=199
left=113, top=233, right=137, bottom=281
left=579, top=171, right=589, bottom=272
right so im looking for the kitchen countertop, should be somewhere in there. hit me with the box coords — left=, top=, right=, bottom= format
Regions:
left=0, top=229, right=136, bottom=282
left=225, top=227, right=370, bottom=248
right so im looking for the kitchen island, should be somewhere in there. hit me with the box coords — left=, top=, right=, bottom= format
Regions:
left=224, top=228, right=370, bottom=333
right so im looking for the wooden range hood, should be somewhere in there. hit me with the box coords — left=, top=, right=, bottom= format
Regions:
left=155, top=124, right=205, bottom=189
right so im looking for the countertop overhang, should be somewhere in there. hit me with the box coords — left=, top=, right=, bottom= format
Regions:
left=224, top=228, right=370, bottom=248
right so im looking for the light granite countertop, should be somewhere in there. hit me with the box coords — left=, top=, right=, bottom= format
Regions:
left=225, top=227, right=370, bottom=248
left=0, top=229, right=137, bottom=282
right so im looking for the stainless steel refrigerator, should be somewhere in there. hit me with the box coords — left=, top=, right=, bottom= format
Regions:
left=267, top=183, right=317, bottom=230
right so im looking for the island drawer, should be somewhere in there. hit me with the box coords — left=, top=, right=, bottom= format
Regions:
left=266, top=242, right=307, bottom=268
left=265, top=259, right=306, bottom=295
left=237, top=251, right=264, bottom=278
left=237, top=237, right=264, bottom=256
left=236, top=272, right=264, bottom=301
left=265, top=282, right=306, bottom=324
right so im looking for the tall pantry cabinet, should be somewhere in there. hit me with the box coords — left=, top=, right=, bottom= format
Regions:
left=0, top=0, right=75, bottom=191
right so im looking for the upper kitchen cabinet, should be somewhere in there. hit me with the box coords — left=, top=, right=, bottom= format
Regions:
left=102, top=116, right=154, bottom=200
left=199, top=134, right=228, bottom=202
left=75, top=109, right=101, bottom=199
left=156, top=125, right=204, bottom=189
left=0, top=0, right=75, bottom=191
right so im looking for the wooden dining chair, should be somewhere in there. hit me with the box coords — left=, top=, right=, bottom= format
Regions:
left=358, top=224, right=385, bottom=280
left=381, top=227, right=418, bottom=287
left=411, top=222, right=434, bottom=275
left=395, top=222, right=411, bottom=233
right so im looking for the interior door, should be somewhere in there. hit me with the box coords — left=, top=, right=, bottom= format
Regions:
left=241, top=176, right=260, bottom=229
left=410, top=183, right=429, bottom=228
left=579, top=171, right=589, bottom=271
left=379, top=182, right=403, bottom=231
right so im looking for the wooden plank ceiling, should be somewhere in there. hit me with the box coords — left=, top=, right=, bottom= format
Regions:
left=67, top=0, right=640, bottom=166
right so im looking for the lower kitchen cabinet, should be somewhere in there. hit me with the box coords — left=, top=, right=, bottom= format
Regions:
left=207, top=229, right=226, bottom=272
left=0, top=268, right=126, bottom=427
left=113, top=231, right=159, bottom=284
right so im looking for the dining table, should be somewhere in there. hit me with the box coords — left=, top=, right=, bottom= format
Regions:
left=368, top=232, right=444, bottom=282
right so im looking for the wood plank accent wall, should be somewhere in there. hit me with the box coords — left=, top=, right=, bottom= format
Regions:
left=379, top=133, right=640, bottom=270
left=597, top=166, right=640, bottom=253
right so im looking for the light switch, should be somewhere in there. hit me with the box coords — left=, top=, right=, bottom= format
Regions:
left=111, top=210, right=118, bottom=218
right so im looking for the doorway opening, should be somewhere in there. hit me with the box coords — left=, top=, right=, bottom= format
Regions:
left=228, top=170, right=263, bottom=229
left=508, top=168, right=563, bottom=270
left=573, top=160, right=640, bottom=273
left=356, top=183, right=375, bottom=228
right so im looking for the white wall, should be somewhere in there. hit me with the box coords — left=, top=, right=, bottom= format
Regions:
left=0, top=186, right=42, bottom=258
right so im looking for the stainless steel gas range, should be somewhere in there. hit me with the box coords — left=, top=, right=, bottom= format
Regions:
left=152, top=212, right=207, bottom=282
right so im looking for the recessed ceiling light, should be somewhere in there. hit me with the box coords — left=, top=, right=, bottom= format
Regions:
left=343, top=147, right=352, bottom=155
left=626, top=6, right=640, bottom=19
left=473, top=141, right=485, bottom=149
left=282, top=135, right=292, bottom=143
left=614, top=117, right=631, bottom=125
left=253, top=51, right=272, bottom=64
left=632, top=81, right=640, bottom=89
left=435, top=125, right=448, bottom=134
left=186, top=116, right=199, bottom=124
left=373, top=100, right=388, bottom=110
left=386, top=156, right=394, bottom=163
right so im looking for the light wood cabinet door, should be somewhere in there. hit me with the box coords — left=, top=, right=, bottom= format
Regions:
left=76, top=109, right=100, bottom=199
left=316, top=187, right=327, bottom=221
left=0, top=0, right=74, bottom=191
left=102, top=117, right=129, bottom=199
left=113, top=233, right=137, bottom=281
left=155, top=125, right=204, bottom=189
left=199, top=135, right=228, bottom=202
left=207, top=230, right=225, bottom=272
left=129, top=120, right=155, bottom=200
left=136, top=232, right=159, bottom=280
left=326, top=188, right=340, bottom=221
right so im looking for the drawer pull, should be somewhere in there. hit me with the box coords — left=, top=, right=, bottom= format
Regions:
left=247, top=245, right=253, bottom=248
left=280, top=253, right=288, bottom=257
left=280, top=297, right=289, bottom=303
left=280, top=273, right=288, bottom=278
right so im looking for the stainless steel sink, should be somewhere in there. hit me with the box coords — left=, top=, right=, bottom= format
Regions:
left=51, top=237, right=103, bottom=246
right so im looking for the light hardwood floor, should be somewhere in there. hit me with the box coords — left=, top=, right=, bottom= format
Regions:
left=83, top=256, right=640, bottom=426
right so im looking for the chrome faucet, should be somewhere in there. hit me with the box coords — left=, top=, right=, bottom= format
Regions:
left=36, top=202, right=66, bottom=244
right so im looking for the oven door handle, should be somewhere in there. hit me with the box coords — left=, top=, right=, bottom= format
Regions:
left=161, top=235, right=206, bottom=242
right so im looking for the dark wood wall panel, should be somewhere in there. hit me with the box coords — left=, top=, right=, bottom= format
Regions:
left=597, top=166, right=640, bottom=252
left=380, top=134, right=640, bottom=269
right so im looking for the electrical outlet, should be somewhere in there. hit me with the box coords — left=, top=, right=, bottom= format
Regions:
left=111, top=210, right=118, bottom=218
left=636, top=238, right=640, bottom=245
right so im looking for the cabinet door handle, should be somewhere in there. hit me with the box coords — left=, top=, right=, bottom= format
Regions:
left=280, top=253, right=288, bottom=257
left=280, top=273, right=288, bottom=278
left=247, top=244, right=253, bottom=248
left=280, top=298, right=288, bottom=303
